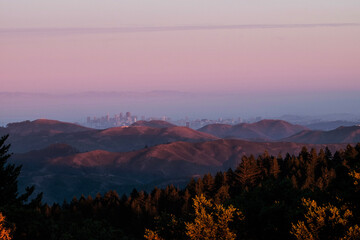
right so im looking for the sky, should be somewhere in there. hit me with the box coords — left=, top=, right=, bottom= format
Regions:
left=0, top=1, right=360, bottom=122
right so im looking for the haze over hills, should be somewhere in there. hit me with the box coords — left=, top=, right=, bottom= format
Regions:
left=198, top=119, right=308, bottom=141
left=283, top=126, right=360, bottom=144
left=2, top=91, right=360, bottom=126
left=12, top=139, right=348, bottom=203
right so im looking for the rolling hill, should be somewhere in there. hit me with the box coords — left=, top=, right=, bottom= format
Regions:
left=12, top=139, right=347, bottom=203
left=49, top=139, right=346, bottom=171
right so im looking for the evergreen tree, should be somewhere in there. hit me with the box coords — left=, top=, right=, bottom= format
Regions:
left=0, top=135, right=37, bottom=207
left=182, top=189, right=191, bottom=214
left=202, top=173, right=215, bottom=197
left=269, top=157, right=281, bottom=179
left=302, top=148, right=318, bottom=190
left=235, top=155, right=261, bottom=191
left=291, top=198, right=360, bottom=240
left=0, top=212, right=12, bottom=240
left=185, top=195, right=241, bottom=240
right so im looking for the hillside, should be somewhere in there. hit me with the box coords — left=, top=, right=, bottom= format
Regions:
left=198, top=119, right=308, bottom=140
left=50, top=139, right=346, bottom=171
left=13, top=139, right=347, bottom=203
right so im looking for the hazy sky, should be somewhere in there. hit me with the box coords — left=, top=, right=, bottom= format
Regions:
left=1, top=0, right=360, bottom=93
left=1, top=1, right=360, bottom=122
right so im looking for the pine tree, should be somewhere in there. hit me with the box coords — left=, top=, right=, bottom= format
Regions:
left=214, top=172, right=228, bottom=190
left=0, top=135, right=36, bottom=207
left=214, top=185, right=230, bottom=204
left=235, top=155, right=261, bottom=191
left=195, top=178, right=204, bottom=195
left=0, top=212, right=12, bottom=240
left=182, top=189, right=191, bottom=214
left=325, top=147, right=333, bottom=161
left=291, top=198, right=359, bottom=240
left=302, top=148, right=318, bottom=190
left=185, top=195, right=241, bottom=240
left=0, top=135, right=22, bottom=206
left=269, top=157, right=281, bottom=179
left=202, top=173, right=215, bottom=197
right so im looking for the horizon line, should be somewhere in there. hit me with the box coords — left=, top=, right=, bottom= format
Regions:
left=1, top=23, right=359, bottom=35
left=1, top=89, right=360, bottom=96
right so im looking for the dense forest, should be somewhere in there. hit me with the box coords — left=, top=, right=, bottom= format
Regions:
left=1, top=134, right=360, bottom=239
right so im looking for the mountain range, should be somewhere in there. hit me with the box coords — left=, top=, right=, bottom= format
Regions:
left=2, top=118, right=360, bottom=202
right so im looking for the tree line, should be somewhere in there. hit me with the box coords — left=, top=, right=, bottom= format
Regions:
left=0, top=134, right=359, bottom=239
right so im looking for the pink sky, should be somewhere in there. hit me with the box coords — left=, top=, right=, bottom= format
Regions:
left=0, top=0, right=360, bottom=93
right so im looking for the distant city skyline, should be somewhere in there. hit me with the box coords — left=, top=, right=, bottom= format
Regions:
left=1, top=91, right=360, bottom=126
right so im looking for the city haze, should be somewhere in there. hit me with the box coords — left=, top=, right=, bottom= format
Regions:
left=1, top=90, right=359, bottom=125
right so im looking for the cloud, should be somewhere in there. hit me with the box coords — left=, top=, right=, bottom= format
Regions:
left=0, top=23, right=359, bottom=35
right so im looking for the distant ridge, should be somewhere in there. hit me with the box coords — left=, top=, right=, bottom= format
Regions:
left=1, top=119, right=218, bottom=153
left=198, top=119, right=308, bottom=140
left=306, top=120, right=360, bottom=131
left=283, top=126, right=360, bottom=144
left=0, top=119, right=91, bottom=136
